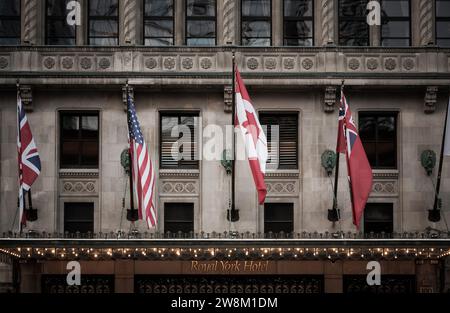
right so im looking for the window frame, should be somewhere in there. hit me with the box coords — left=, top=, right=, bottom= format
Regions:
left=282, top=0, right=314, bottom=46
left=264, top=202, right=294, bottom=234
left=185, top=0, right=217, bottom=46
left=0, top=0, right=21, bottom=45
left=436, top=0, right=450, bottom=47
left=143, top=0, right=175, bottom=46
left=63, top=202, right=95, bottom=235
left=358, top=111, right=398, bottom=169
left=363, top=202, right=394, bottom=235
left=241, top=0, right=272, bottom=46
left=59, top=111, right=100, bottom=169
left=338, top=0, right=370, bottom=46
left=380, top=0, right=411, bottom=47
left=159, top=111, right=200, bottom=170
left=87, top=0, right=119, bottom=46
left=45, top=0, right=77, bottom=45
left=164, top=202, right=194, bottom=234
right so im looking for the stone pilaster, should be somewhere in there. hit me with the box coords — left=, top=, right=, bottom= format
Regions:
left=418, top=0, right=434, bottom=46
left=22, top=0, right=38, bottom=45
left=223, top=0, right=236, bottom=45
left=122, top=0, right=138, bottom=45
left=320, top=0, right=335, bottom=45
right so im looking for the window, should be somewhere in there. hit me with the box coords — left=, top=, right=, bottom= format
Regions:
left=60, top=112, right=99, bottom=168
left=186, top=0, right=216, bottom=46
left=160, top=112, right=199, bottom=169
left=259, top=113, right=298, bottom=170
left=264, top=203, right=294, bottom=234
left=381, top=0, right=410, bottom=46
left=363, top=203, right=393, bottom=235
left=164, top=203, right=194, bottom=233
left=144, top=0, right=174, bottom=46
left=46, top=0, right=76, bottom=45
left=359, top=112, right=397, bottom=168
left=241, top=0, right=271, bottom=46
left=64, top=202, right=94, bottom=234
left=0, top=0, right=20, bottom=45
left=88, top=0, right=118, bottom=45
left=283, top=0, right=313, bottom=46
left=436, top=0, right=450, bottom=47
left=338, top=0, right=369, bottom=46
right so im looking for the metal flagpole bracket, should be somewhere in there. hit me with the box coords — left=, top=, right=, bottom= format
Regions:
left=122, top=80, right=134, bottom=112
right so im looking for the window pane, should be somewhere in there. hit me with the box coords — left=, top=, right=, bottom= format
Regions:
left=339, top=0, right=368, bottom=16
left=47, top=0, right=70, bottom=16
left=437, top=21, right=450, bottom=38
left=377, top=117, right=395, bottom=139
left=284, top=21, right=313, bottom=38
left=187, top=38, right=215, bottom=45
left=364, top=203, right=393, bottom=234
left=145, top=20, right=173, bottom=38
left=242, top=0, right=271, bottom=16
left=61, top=141, right=80, bottom=166
left=46, top=20, right=76, bottom=38
left=145, top=0, right=173, bottom=16
left=264, top=203, right=294, bottom=234
left=382, top=21, right=409, bottom=37
left=284, top=0, right=312, bottom=17
left=382, top=38, right=409, bottom=46
left=436, top=0, right=450, bottom=17
left=164, top=203, right=194, bottom=233
left=243, top=38, right=271, bottom=46
left=81, top=141, right=99, bottom=165
left=64, top=202, right=94, bottom=234
left=89, top=0, right=118, bottom=16
left=0, top=0, right=20, bottom=16
left=382, top=0, right=409, bottom=16
left=0, top=20, right=20, bottom=37
left=62, top=116, right=80, bottom=130
left=284, top=38, right=313, bottom=46
left=437, top=39, right=450, bottom=47
left=358, top=116, right=376, bottom=140
left=89, top=20, right=118, bottom=37
left=242, top=21, right=271, bottom=38
left=187, top=0, right=215, bottom=16
left=187, top=20, right=215, bottom=38
left=145, top=37, right=173, bottom=46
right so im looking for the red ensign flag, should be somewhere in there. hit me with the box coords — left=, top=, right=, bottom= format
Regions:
left=336, top=91, right=373, bottom=229
left=235, top=67, right=268, bottom=204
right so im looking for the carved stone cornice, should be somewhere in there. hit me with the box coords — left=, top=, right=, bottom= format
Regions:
left=159, top=170, right=200, bottom=178
left=59, top=169, right=99, bottom=178
left=264, top=171, right=299, bottom=179
left=372, top=170, right=399, bottom=180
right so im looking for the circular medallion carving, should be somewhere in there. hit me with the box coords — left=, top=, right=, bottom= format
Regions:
left=283, top=58, right=295, bottom=70
left=145, top=58, right=157, bottom=69
left=163, top=57, right=176, bottom=69
left=74, top=182, right=83, bottom=192
left=403, top=58, right=414, bottom=71
left=301, top=58, right=314, bottom=70
left=174, top=183, right=184, bottom=192
left=247, top=57, right=259, bottom=70
left=98, top=57, right=111, bottom=69
left=43, top=57, right=56, bottom=69
left=385, top=183, right=395, bottom=193
left=182, top=58, right=193, bottom=69
left=200, top=58, right=212, bottom=69
left=366, top=58, right=378, bottom=70
left=265, top=58, right=277, bottom=70
left=61, top=57, right=74, bottom=69
left=384, top=58, right=397, bottom=71
left=80, top=57, right=92, bottom=70
left=348, top=58, right=360, bottom=70
left=86, top=182, right=95, bottom=192
left=63, top=182, right=73, bottom=192
left=0, top=57, right=8, bottom=69
left=163, top=183, right=173, bottom=193
left=185, top=183, right=195, bottom=193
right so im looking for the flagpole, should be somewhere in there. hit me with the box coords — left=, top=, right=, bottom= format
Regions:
left=429, top=94, right=449, bottom=222
left=227, top=49, right=239, bottom=222
left=125, top=81, right=136, bottom=220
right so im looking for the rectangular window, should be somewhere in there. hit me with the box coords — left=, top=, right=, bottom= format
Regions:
left=283, top=0, right=313, bottom=46
left=259, top=113, right=298, bottom=170
left=164, top=203, right=194, bottom=233
left=241, top=0, right=271, bottom=46
left=88, top=0, right=118, bottom=45
left=64, top=202, right=94, bottom=234
left=160, top=112, right=199, bottom=169
left=338, top=0, right=369, bottom=46
left=0, top=0, right=20, bottom=45
left=46, top=0, right=76, bottom=45
left=359, top=112, right=397, bottom=169
left=144, top=0, right=174, bottom=46
left=381, top=0, right=410, bottom=46
left=60, top=112, right=99, bottom=168
left=436, top=0, right=450, bottom=47
left=186, top=0, right=216, bottom=46
left=264, top=203, right=294, bottom=234
left=363, top=203, right=393, bottom=235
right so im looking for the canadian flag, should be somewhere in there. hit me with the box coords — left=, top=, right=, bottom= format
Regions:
left=234, top=67, right=268, bottom=204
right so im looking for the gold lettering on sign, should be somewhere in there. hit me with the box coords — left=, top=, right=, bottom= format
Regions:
left=190, top=261, right=269, bottom=273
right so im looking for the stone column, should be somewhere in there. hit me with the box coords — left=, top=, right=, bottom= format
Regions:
left=175, top=0, right=185, bottom=45
left=417, top=0, right=434, bottom=46
left=272, top=0, right=283, bottom=46
left=22, top=0, right=39, bottom=45
left=320, top=0, right=335, bottom=45
left=222, top=0, right=237, bottom=45
left=121, top=0, right=139, bottom=45
left=114, top=260, right=134, bottom=293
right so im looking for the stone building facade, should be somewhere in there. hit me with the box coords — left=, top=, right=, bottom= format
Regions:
left=0, top=0, right=450, bottom=293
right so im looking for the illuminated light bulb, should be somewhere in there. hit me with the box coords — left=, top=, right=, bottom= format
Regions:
left=94, top=254, right=98, bottom=258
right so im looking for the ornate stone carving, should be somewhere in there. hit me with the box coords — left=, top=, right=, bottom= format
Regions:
left=23, top=0, right=38, bottom=44
left=283, top=58, right=295, bottom=70
left=223, top=0, right=236, bottom=44
left=98, top=57, right=111, bottom=69
left=123, top=0, right=137, bottom=44
left=264, top=58, right=277, bottom=70
left=266, top=181, right=297, bottom=195
left=366, top=58, right=378, bottom=70
left=182, top=58, right=194, bottom=70
left=424, top=86, right=438, bottom=114
left=43, top=57, right=56, bottom=69
left=348, top=58, right=360, bottom=70
left=419, top=0, right=433, bottom=46
left=145, top=57, right=158, bottom=69
left=371, top=181, right=398, bottom=196
left=61, top=180, right=98, bottom=195
left=159, top=170, right=199, bottom=178
left=59, top=170, right=99, bottom=178
left=61, top=57, right=74, bottom=69
left=403, top=58, right=414, bottom=71
left=301, top=58, right=313, bottom=70
left=163, top=57, right=176, bottom=70
left=224, top=85, right=233, bottom=113
left=200, top=58, right=213, bottom=69
left=324, top=86, right=337, bottom=113
left=19, top=85, right=33, bottom=112
left=384, top=58, right=397, bottom=71
left=80, top=57, right=93, bottom=70
left=0, top=57, right=9, bottom=69
left=160, top=181, right=198, bottom=195
left=321, top=0, right=335, bottom=45
left=247, top=58, right=259, bottom=70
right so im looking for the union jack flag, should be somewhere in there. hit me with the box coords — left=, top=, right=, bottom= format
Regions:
left=17, top=93, right=41, bottom=227
left=127, top=94, right=157, bottom=228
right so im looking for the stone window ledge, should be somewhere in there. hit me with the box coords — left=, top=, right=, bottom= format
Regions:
left=59, top=168, right=99, bottom=178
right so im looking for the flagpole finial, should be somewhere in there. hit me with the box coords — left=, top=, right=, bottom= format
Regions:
left=341, top=80, right=345, bottom=90
left=16, top=79, right=20, bottom=89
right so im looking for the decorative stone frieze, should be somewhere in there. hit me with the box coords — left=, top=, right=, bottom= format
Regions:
left=266, top=181, right=298, bottom=196
left=424, top=86, right=438, bottom=114
left=224, top=85, right=233, bottom=113
left=160, top=181, right=198, bottom=195
left=19, top=85, right=33, bottom=112
left=324, top=86, right=337, bottom=113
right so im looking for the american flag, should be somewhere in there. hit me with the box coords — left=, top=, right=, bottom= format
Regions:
left=127, top=95, right=157, bottom=228
left=17, top=93, right=41, bottom=227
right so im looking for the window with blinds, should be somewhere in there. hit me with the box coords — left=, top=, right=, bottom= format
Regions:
left=259, top=113, right=298, bottom=170
left=160, top=112, right=199, bottom=169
